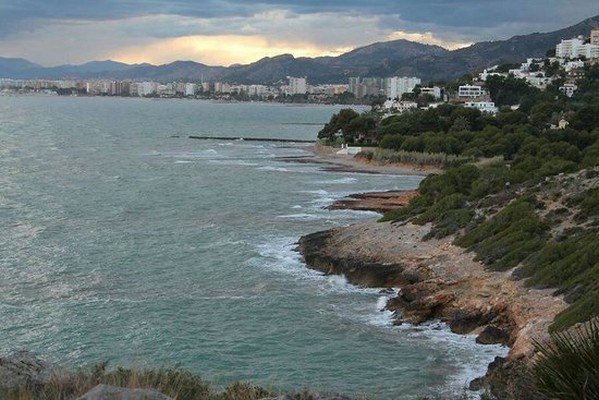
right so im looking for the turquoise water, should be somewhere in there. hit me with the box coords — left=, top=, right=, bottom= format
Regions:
left=0, top=97, right=505, bottom=398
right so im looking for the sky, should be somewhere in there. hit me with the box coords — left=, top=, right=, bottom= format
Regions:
left=0, top=1, right=597, bottom=67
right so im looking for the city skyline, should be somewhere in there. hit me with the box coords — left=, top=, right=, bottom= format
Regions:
left=1, top=1, right=598, bottom=67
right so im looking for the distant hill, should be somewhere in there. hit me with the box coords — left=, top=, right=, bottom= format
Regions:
left=0, top=57, right=43, bottom=79
left=1, top=14, right=597, bottom=83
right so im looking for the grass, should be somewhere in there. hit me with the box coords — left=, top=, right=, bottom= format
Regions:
left=355, top=148, right=474, bottom=168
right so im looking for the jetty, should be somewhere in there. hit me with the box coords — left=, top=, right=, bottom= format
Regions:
left=187, top=135, right=315, bottom=143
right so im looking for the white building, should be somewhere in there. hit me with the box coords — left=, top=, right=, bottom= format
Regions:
left=138, top=81, right=158, bottom=96
left=525, top=76, right=553, bottom=90
left=563, top=60, right=586, bottom=72
left=559, top=84, right=577, bottom=98
left=214, top=82, right=231, bottom=93
left=479, top=69, right=505, bottom=82
left=419, top=86, right=442, bottom=99
left=383, top=99, right=418, bottom=113
left=465, top=101, right=498, bottom=114
left=287, top=77, right=307, bottom=95
left=184, top=83, right=197, bottom=96
left=458, top=84, right=484, bottom=98
left=385, top=76, right=421, bottom=99
left=556, top=36, right=599, bottom=59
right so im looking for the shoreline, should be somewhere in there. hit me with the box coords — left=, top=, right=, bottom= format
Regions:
left=277, top=143, right=442, bottom=176
left=293, top=144, right=567, bottom=394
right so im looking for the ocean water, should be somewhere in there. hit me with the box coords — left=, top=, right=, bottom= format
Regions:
left=0, top=97, right=506, bottom=399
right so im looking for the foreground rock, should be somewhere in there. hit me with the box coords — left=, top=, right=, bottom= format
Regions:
left=77, top=384, right=172, bottom=400
left=0, top=350, right=71, bottom=390
left=261, top=394, right=351, bottom=400
left=297, top=221, right=567, bottom=382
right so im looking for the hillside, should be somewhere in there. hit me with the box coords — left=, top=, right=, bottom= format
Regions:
left=0, top=14, right=598, bottom=82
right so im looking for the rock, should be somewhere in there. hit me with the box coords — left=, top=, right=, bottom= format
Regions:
left=77, top=384, right=172, bottom=400
left=476, top=326, right=511, bottom=345
left=311, top=394, right=353, bottom=400
left=447, top=308, right=494, bottom=334
left=297, top=230, right=409, bottom=287
left=0, top=350, right=70, bottom=389
left=259, top=393, right=351, bottom=400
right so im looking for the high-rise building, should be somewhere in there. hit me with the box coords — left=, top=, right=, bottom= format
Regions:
left=184, top=83, right=197, bottom=96
left=288, top=77, right=307, bottom=95
left=385, top=76, right=421, bottom=99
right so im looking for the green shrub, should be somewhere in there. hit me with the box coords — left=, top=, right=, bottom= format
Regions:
left=532, top=319, right=599, bottom=400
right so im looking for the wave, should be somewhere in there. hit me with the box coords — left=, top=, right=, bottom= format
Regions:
left=315, top=177, right=358, bottom=184
left=276, top=213, right=323, bottom=221
left=257, top=166, right=289, bottom=172
left=208, top=160, right=259, bottom=167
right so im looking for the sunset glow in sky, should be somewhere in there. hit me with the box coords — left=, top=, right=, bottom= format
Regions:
left=0, top=1, right=597, bottom=66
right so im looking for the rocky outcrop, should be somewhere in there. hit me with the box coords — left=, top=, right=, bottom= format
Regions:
left=298, top=229, right=418, bottom=287
left=297, top=221, right=567, bottom=382
left=77, top=384, right=173, bottom=400
left=0, top=350, right=71, bottom=390
left=327, top=190, right=417, bottom=213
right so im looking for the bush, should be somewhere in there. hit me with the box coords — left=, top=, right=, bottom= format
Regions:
left=532, top=319, right=599, bottom=400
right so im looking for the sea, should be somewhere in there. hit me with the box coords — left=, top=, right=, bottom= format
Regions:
left=0, top=96, right=506, bottom=399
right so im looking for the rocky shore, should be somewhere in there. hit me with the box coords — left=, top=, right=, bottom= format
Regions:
left=297, top=217, right=566, bottom=393
left=327, top=190, right=417, bottom=213
left=292, top=145, right=575, bottom=395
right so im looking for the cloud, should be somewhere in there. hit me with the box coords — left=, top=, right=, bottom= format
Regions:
left=0, top=1, right=597, bottom=66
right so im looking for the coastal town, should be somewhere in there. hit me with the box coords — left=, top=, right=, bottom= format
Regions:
left=1, top=28, right=598, bottom=116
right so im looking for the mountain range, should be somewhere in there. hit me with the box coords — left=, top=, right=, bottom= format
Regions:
left=1, top=14, right=598, bottom=84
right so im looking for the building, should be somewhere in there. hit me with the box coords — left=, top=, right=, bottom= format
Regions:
left=214, top=82, right=231, bottom=93
left=458, top=84, right=484, bottom=98
left=556, top=36, right=599, bottom=59
left=184, top=83, right=197, bottom=96
left=559, top=83, right=577, bottom=98
left=464, top=101, right=498, bottom=114
left=420, top=86, right=442, bottom=100
left=348, top=77, right=360, bottom=96
left=383, top=99, right=418, bottom=113
left=287, top=77, right=307, bottom=95
left=137, top=81, right=158, bottom=96
left=385, top=76, right=421, bottom=99
left=591, top=28, right=599, bottom=45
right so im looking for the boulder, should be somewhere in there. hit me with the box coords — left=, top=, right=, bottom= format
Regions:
left=476, top=326, right=511, bottom=345
left=77, top=384, right=172, bottom=400
left=0, top=350, right=70, bottom=389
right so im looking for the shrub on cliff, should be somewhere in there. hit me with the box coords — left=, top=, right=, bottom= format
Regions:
left=532, top=319, right=599, bottom=400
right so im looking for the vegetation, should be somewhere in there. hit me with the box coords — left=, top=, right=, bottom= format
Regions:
left=0, top=363, right=351, bottom=400
left=532, top=319, right=599, bottom=400
left=316, top=63, right=599, bottom=331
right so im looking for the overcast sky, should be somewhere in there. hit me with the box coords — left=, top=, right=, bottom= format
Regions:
left=1, top=1, right=597, bottom=66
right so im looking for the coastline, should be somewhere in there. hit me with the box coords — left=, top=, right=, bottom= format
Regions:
left=278, top=143, right=442, bottom=176
left=295, top=144, right=568, bottom=394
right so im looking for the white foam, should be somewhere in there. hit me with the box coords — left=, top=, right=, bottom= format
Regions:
left=316, top=177, right=358, bottom=184
left=276, top=213, right=323, bottom=221
left=174, top=160, right=192, bottom=164
left=0, top=301, right=23, bottom=310
left=257, top=166, right=289, bottom=172
left=208, top=159, right=258, bottom=166
left=292, top=205, right=302, bottom=209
